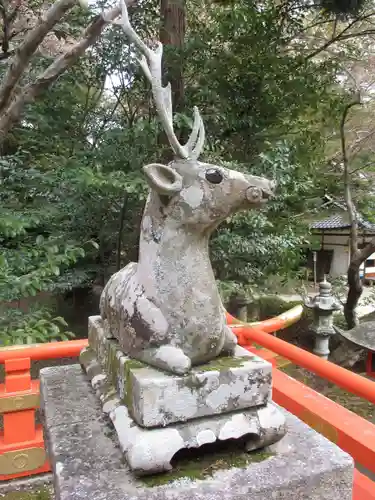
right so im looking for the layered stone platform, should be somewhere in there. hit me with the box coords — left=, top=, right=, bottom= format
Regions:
left=88, top=316, right=273, bottom=428
left=76, top=315, right=288, bottom=474
left=80, top=345, right=286, bottom=474
left=40, top=364, right=354, bottom=500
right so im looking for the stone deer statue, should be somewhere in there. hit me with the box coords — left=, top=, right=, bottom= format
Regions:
left=100, top=0, right=275, bottom=375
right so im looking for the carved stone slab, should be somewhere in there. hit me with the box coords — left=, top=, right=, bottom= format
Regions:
left=79, top=347, right=286, bottom=476
left=88, top=315, right=272, bottom=428
left=110, top=402, right=286, bottom=476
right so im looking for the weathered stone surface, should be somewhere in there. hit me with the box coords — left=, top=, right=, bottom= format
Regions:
left=87, top=316, right=272, bottom=427
left=41, top=365, right=354, bottom=500
left=39, top=364, right=100, bottom=426
left=80, top=350, right=285, bottom=474
left=110, top=402, right=286, bottom=475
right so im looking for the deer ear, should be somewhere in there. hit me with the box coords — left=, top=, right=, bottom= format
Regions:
left=143, top=163, right=182, bottom=195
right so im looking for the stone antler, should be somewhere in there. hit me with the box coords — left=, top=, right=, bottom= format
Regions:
left=117, top=0, right=205, bottom=160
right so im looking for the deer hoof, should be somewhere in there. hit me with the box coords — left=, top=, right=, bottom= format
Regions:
left=136, top=345, right=191, bottom=375
left=155, top=345, right=191, bottom=374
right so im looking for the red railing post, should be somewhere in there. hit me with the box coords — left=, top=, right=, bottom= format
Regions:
left=367, top=351, right=375, bottom=378
left=3, top=358, right=35, bottom=445
left=0, top=357, right=50, bottom=479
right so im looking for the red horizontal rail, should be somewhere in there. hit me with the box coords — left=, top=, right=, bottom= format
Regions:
left=272, top=368, right=375, bottom=474
left=233, top=325, right=375, bottom=405
left=226, top=304, right=303, bottom=332
left=354, top=470, right=375, bottom=500
left=0, top=339, right=88, bottom=363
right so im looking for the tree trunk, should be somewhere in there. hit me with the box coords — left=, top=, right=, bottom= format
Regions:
left=344, top=261, right=362, bottom=329
left=160, top=0, right=186, bottom=111
left=158, top=0, right=186, bottom=160
left=340, top=97, right=362, bottom=329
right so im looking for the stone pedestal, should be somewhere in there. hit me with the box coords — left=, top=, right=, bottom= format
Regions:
left=40, top=365, right=354, bottom=500
left=79, top=316, right=286, bottom=474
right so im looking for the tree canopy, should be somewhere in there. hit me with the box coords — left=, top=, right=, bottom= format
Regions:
left=1, top=0, right=375, bottom=342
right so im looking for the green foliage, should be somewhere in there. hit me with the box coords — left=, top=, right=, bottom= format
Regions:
left=0, top=0, right=366, bottom=345
left=186, top=0, right=341, bottom=159
left=254, top=297, right=302, bottom=321
left=181, top=0, right=344, bottom=288
left=0, top=3, right=155, bottom=344
left=0, top=489, right=51, bottom=500
left=0, top=307, right=74, bottom=345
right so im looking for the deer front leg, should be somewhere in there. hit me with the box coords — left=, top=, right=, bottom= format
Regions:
left=136, top=345, right=191, bottom=375
left=123, top=294, right=192, bottom=374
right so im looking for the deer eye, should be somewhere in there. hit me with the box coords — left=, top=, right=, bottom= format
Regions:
left=205, top=168, right=223, bottom=184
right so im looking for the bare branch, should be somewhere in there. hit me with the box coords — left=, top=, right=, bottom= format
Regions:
left=350, top=160, right=375, bottom=175
left=305, top=12, right=375, bottom=61
left=0, top=0, right=83, bottom=114
left=0, top=0, right=21, bottom=59
left=0, top=1, right=10, bottom=56
left=356, top=239, right=375, bottom=264
left=0, top=1, right=135, bottom=142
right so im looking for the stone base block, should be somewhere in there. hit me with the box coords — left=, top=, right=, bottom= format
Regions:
left=40, top=365, right=354, bottom=500
left=80, top=346, right=286, bottom=475
left=88, top=316, right=272, bottom=428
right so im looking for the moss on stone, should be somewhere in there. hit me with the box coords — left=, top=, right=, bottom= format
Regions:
left=101, top=384, right=118, bottom=405
left=106, top=341, right=122, bottom=386
left=195, top=356, right=250, bottom=373
left=125, top=359, right=146, bottom=370
left=141, top=447, right=273, bottom=487
left=122, top=359, right=144, bottom=408
left=106, top=341, right=117, bottom=373
left=0, top=489, right=51, bottom=500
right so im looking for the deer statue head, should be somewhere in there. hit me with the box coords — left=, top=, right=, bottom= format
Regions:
left=99, top=0, right=276, bottom=375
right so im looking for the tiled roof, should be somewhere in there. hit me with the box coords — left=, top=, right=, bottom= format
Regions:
left=310, top=213, right=375, bottom=231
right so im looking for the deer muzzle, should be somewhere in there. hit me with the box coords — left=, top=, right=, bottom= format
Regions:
left=245, top=180, right=275, bottom=204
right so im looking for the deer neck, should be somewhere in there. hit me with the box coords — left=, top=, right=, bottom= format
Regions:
left=137, top=195, right=215, bottom=303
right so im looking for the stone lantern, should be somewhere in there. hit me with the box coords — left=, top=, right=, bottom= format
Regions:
left=304, top=278, right=342, bottom=359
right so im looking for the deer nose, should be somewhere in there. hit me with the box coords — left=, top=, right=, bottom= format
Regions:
left=246, top=187, right=263, bottom=203
left=263, top=180, right=276, bottom=199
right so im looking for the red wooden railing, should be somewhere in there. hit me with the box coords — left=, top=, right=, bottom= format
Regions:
left=0, top=340, right=87, bottom=480
left=0, top=309, right=373, bottom=499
